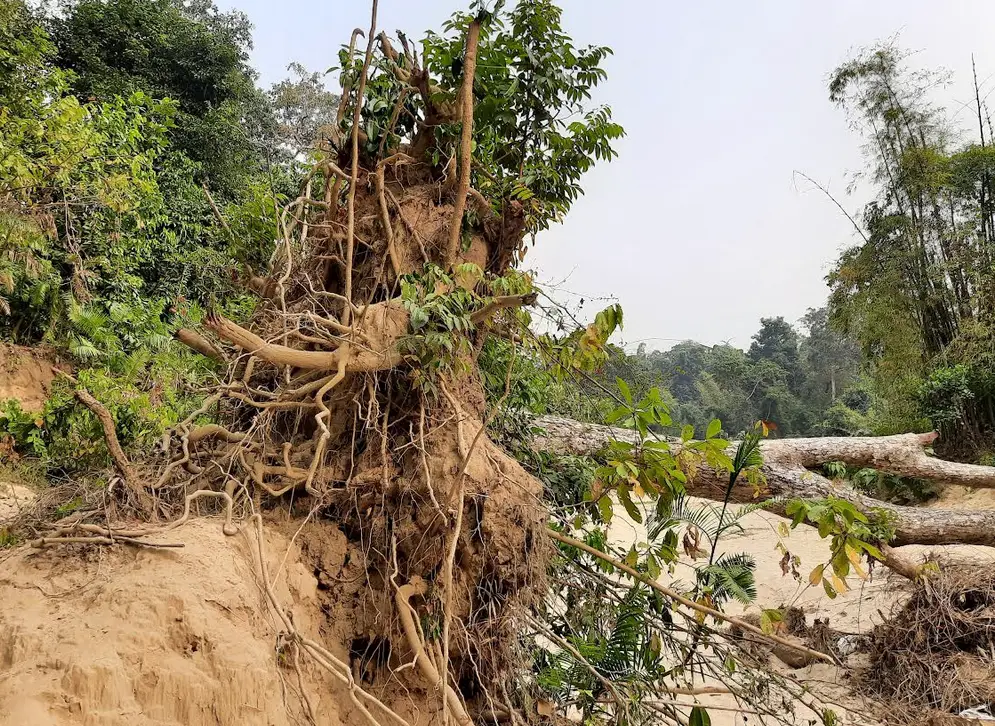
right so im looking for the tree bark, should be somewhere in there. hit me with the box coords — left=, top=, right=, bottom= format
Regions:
left=534, top=416, right=995, bottom=549
left=174, top=328, right=225, bottom=363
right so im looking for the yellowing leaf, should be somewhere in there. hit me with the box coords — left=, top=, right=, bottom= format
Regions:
left=845, top=544, right=862, bottom=569
left=852, top=558, right=868, bottom=581
left=809, top=564, right=825, bottom=586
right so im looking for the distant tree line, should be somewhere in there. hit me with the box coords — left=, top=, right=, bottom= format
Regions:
left=544, top=308, right=868, bottom=439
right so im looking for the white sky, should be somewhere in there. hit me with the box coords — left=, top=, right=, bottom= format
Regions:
left=219, top=0, right=995, bottom=349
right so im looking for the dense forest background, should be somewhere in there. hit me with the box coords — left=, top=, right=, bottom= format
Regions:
left=543, top=308, right=866, bottom=440
left=3, top=0, right=995, bottom=466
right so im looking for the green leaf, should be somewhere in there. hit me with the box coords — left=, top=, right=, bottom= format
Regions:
left=858, top=541, right=884, bottom=561
left=597, top=495, right=614, bottom=524
left=689, top=706, right=711, bottom=726
left=616, top=377, right=632, bottom=405
left=822, top=578, right=838, bottom=599
left=618, top=485, right=642, bottom=524
left=624, top=547, right=638, bottom=568
left=681, top=424, right=694, bottom=442
left=832, top=549, right=850, bottom=578
left=706, top=418, right=722, bottom=439
left=646, top=553, right=661, bottom=579
left=605, top=405, right=629, bottom=424
left=817, top=514, right=834, bottom=539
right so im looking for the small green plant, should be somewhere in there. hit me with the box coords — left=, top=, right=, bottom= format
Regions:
left=0, top=528, right=20, bottom=548
left=784, top=497, right=891, bottom=597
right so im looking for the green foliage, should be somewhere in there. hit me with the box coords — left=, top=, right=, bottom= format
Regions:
left=543, top=307, right=867, bottom=439
left=267, top=62, right=339, bottom=162
left=1, top=352, right=208, bottom=474
left=49, top=0, right=271, bottom=198
left=825, top=41, right=995, bottom=452
left=534, top=586, right=668, bottom=722
left=421, top=0, right=624, bottom=234
left=784, top=497, right=892, bottom=597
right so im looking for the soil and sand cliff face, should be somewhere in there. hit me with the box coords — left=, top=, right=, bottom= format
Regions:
left=0, top=344, right=63, bottom=413
left=0, top=511, right=453, bottom=726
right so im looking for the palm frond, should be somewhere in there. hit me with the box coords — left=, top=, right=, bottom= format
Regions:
left=650, top=494, right=721, bottom=542
left=697, top=552, right=757, bottom=605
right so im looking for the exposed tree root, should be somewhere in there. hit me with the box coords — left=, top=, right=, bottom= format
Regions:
left=445, top=17, right=482, bottom=266
left=395, top=576, right=475, bottom=726
left=174, top=327, right=225, bottom=362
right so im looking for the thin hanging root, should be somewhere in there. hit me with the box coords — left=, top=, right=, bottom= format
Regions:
left=374, top=164, right=403, bottom=277
left=304, top=357, right=348, bottom=495
left=249, top=514, right=410, bottom=726
left=395, top=577, right=476, bottom=726
left=343, top=2, right=379, bottom=327
left=419, top=401, right=443, bottom=515
left=154, top=430, right=192, bottom=490
left=437, top=348, right=515, bottom=724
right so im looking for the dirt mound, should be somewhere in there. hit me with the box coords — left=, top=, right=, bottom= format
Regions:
left=0, top=344, right=64, bottom=412
left=0, top=517, right=437, bottom=726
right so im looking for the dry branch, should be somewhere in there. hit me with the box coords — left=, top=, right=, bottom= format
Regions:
left=174, top=327, right=225, bottom=362
left=534, top=416, right=995, bottom=549
left=72, top=386, right=138, bottom=489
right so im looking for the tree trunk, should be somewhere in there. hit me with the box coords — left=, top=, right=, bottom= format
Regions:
left=533, top=416, right=995, bottom=548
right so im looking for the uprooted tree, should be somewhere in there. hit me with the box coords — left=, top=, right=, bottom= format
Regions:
left=19, top=3, right=995, bottom=726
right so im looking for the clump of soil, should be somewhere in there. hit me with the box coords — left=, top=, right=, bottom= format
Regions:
left=863, top=567, right=995, bottom=724
left=0, top=343, right=64, bottom=412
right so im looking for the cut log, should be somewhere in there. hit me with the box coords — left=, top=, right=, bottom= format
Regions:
left=534, top=416, right=995, bottom=550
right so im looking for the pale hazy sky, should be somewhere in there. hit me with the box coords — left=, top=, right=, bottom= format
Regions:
left=218, top=0, right=995, bottom=350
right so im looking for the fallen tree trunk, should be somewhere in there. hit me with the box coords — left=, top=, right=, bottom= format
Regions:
left=534, top=416, right=995, bottom=549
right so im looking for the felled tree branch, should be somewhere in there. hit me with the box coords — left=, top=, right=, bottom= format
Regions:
left=534, top=416, right=995, bottom=550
